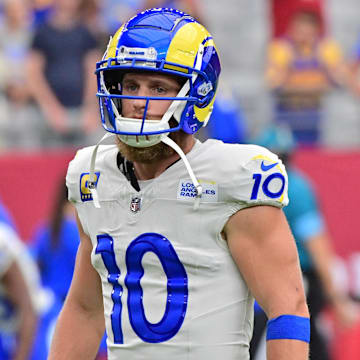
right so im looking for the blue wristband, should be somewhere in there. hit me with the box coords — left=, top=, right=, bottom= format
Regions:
left=266, top=315, right=310, bottom=343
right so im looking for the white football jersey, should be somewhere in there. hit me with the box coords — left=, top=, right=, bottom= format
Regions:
left=66, top=139, right=288, bottom=360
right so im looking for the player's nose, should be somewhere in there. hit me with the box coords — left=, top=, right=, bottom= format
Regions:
left=133, top=93, right=147, bottom=111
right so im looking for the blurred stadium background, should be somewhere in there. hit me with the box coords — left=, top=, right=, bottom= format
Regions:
left=1, top=0, right=360, bottom=359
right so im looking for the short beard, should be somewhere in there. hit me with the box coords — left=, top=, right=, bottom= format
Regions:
left=116, top=130, right=189, bottom=164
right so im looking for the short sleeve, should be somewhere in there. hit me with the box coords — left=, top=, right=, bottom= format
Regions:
left=267, top=40, right=293, bottom=68
left=66, top=154, right=79, bottom=204
left=66, top=147, right=97, bottom=205
left=224, top=145, right=289, bottom=209
left=266, top=39, right=293, bottom=88
left=318, top=39, right=343, bottom=67
left=65, top=146, right=98, bottom=237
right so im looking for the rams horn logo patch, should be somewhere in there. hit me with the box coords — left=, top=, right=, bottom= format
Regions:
left=80, top=172, right=100, bottom=202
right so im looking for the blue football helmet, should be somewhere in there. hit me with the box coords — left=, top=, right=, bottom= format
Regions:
left=95, top=7, right=221, bottom=148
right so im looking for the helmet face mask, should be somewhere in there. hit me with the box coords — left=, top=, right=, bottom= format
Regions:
left=95, top=8, right=221, bottom=148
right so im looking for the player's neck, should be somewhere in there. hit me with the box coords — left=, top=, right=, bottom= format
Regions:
left=133, top=136, right=196, bottom=180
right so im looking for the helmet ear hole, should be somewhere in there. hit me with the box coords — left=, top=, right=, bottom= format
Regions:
left=104, top=70, right=123, bottom=95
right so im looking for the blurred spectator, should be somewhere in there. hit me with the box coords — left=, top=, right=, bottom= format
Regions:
left=265, top=7, right=349, bottom=146
left=250, top=125, right=358, bottom=360
left=31, top=0, right=54, bottom=26
left=78, top=0, right=109, bottom=49
left=0, top=199, right=41, bottom=360
left=29, top=180, right=78, bottom=359
left=270, top=0, right=325, bottom=38
left=30, top=179, right=106, bottom=359
left=30, top=181, right=79, bottom=305
left=348, top=33, right=360, bottom=97
left=100, top=0, right=143, bottom=35
left=142, top=0, right=204, bottom=23
left=26, top=0, right=102, bottom=149
left=0, top=0, right=42, bottom=150
left=100, top=0, right=204, bottom=36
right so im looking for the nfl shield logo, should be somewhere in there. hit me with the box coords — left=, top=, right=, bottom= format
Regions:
left=130, top=196, right=141, bottom=213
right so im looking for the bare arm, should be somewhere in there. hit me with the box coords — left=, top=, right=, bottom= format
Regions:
left=347, top=59, right=360, bottom=96
left=81, top=49, right=102, bottom=134
left=2, top=261, right=37, bottom=360
left=265, top=62, right=290, bottom=91
left=224, top=205, right=309, bottom=360
left=48, top=212, right=105, bottom=360
left=26, top=50, right=68, bottom=133
left=306, top=232, right=358, bottom=328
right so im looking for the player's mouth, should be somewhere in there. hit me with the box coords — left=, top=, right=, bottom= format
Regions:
left=131, top=114, right=162, bottom=121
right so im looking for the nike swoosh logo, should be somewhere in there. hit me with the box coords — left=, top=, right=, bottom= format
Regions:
left=261, top=161, right=278, bottom=171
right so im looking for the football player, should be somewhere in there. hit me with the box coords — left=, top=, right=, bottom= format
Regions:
left=0, top=201, right=40, bottom=360
left=49, top=8, right=309, bottom=360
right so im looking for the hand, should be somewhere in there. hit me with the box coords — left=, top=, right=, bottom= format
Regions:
left=81, top=106, right=100, bottom=135
left=351, top=83, right=360, bottom=98
left=45, top=103, right=69, bottom=134
left=332, top=297, right=360, bottom=330
left=5, top=83, right=31, bottom=104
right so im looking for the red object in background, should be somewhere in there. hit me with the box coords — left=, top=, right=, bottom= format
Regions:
left=332, top=320, right=360, bottom=360
left=270, top=0, right=326, bottom=37
left=293, top=148, right=360, bottom=260
left=0, top=150, right=75, bottom=242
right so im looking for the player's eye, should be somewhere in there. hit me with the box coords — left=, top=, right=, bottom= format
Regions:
left=153, top=86, right=167, bottom=95
left=123, top=82, right=138, bottom=93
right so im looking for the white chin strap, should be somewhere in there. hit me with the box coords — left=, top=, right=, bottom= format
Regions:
left=88, top=133, right=202, bottom=210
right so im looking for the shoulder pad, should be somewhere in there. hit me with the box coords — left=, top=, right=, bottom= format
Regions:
left=66, top=145, right=118, bottom=204
left=225, top=144, right=289, bottom=208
